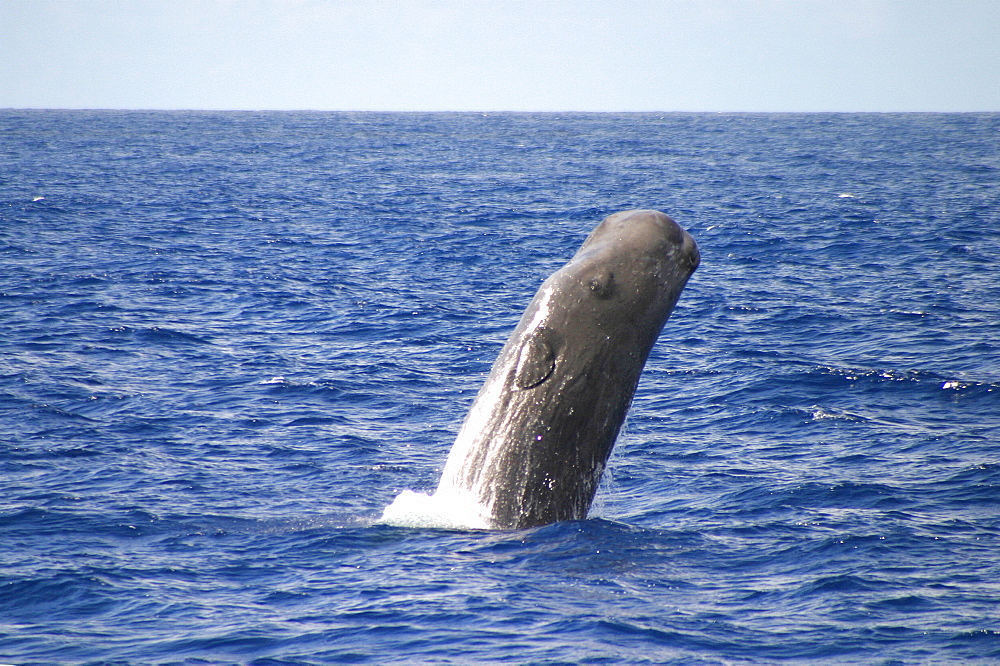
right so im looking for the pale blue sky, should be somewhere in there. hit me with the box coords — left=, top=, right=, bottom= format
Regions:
left=2, top=0, right=998, bottom=111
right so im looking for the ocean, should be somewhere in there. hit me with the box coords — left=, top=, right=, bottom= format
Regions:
left=1, top=110, right=998, bottom=664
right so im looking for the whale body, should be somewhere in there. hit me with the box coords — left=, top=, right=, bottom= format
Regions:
left=422, top=209, right=699, bottom=529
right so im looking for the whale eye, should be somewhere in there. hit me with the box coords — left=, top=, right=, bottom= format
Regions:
left=587, top=270, right=615, bottom=299
left=513, top=331, right=555, bottom=389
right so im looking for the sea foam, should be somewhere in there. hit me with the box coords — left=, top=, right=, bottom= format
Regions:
left=379, top=489, right=490, bottom=530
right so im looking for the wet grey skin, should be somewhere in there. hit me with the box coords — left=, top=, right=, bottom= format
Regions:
left=435, top=210, right=700, bottom=529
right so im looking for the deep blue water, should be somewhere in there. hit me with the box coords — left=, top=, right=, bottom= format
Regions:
left=1, top=110, right=999, bottom=664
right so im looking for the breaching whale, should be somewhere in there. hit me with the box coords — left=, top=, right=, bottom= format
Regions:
left=384, top=209, right=699, bottom=530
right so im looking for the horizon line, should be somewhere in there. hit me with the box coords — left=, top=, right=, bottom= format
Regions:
left=4, top=106, right=998, bottom=114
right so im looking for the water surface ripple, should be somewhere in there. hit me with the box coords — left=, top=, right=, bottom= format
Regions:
left=1, top=111, right=999, bottom=663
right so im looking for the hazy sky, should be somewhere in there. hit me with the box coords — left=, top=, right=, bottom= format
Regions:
left=2, top=0, right=998, bottom=112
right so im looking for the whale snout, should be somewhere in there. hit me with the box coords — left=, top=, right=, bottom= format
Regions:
left=582, top=209, right=699, bottom=266
left=678, top=225, right=700, bottom=271
left=579, top=209, right=700, bottom=287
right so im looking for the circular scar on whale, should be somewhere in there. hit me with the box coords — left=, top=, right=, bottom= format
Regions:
left=513, top=330, right=556, bottom=390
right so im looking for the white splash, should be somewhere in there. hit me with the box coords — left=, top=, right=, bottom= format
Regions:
left=379, top=488, right=490, bottom=530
